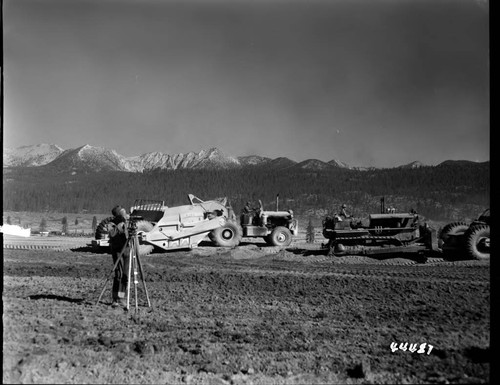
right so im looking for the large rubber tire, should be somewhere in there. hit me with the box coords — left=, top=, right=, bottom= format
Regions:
left=440, top=222, right=469, bottom=244
left=134, top=220, right=155, bottom=257
left=210, top=222, right=242, bottom=247
left=464, top=224, right=490, bottom=260
left=269, top=226, right=293, bottom=247
left=95, top=217, right=115, bottom=239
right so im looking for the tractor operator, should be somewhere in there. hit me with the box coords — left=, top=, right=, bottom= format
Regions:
left=243, top=201, right=254, bottom=214
left=339, top=204, right=350, bottom=219
left=108, top=205, right=130, bottom=308
left=243, top=201, right=257, bottom=225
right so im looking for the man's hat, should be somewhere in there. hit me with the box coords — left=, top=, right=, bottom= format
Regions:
left=112, top=205, right=123, bottom=217
left=342, top=204, right=347, bottom=208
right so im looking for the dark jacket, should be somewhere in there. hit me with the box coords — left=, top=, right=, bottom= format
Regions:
left=109, top=216, right=128, bottom=253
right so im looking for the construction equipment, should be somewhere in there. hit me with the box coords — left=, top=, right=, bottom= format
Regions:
left=439, top=208, right=490, bottom=260
left=96, top=215, right=151, bottom=312
left=321, top=199, right=440, bottom=259
left=239, top=197, right=298, bottom=247
left=91, top=194, right=242, bottom=253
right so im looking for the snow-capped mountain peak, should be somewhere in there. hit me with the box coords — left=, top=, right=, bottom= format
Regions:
left=297, top=159, right=332, bottom=170
left=3, top=143, right=64, bottom=167
left=327, top=159, right=351, bottom=169
left=48, top=144, right=131, bottom=172
left=398, top=161, right=426, bottom=169
left=4, top=143, right=445, bottom=172
left=237, top=155, right=272, bottom=166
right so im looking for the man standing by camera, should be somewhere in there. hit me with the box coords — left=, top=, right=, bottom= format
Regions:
left=108, top=205, right=130, bottom=308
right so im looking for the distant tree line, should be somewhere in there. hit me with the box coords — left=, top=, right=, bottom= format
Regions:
left=2, top=162, right=489, bottom=222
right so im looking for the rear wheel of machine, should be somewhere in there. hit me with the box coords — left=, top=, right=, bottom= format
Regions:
left=210, top=222, right=242, bottom=247
left=439, top=222, right=469, bottom=245
left=269, top=226, right=292, bottom=247
left=440, top=221, right=469, bottom=239
left=134, top=220, right=155, bottom=257
left=464, top=224, right=490, bottom=260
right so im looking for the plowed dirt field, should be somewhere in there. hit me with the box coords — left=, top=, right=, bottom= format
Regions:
left=3, top=241, right=490, bottom=384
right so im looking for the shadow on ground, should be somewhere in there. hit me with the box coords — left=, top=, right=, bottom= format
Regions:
left=27, top=294, right=85, bottom=303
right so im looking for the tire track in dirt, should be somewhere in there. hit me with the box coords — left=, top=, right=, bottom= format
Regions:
left=3, top=247, right=489, bottom=286
left=146, top=251, right=489, bottom=286
left=168, top=264, right=489, bottom=285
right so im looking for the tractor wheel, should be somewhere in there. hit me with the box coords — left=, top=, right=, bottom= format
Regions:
left=135, top=220, right=155, bottom=257
left=440, top=222, right=469, bottom=244
left=95, top=217, right=115, bottom=239
left=269, top=226, right=293, bottom=247
left=464, top=224, right=490, bottom=260
left=210, top=222, right=242, bottom=247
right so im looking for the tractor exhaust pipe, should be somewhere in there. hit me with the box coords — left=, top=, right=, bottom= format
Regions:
left=380, top=197, right=385, bottom=214
left=276, top=194, right=279, bottom=211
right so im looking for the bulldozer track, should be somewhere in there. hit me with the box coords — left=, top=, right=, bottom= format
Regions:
left=335, top=235, right=408, bottom=241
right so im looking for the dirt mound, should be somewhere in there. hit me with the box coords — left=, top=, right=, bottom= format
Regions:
left=192, top=244, right=285, bottom=260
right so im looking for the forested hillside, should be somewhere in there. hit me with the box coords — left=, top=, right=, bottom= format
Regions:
left=3, top=162, right=489, bottom=222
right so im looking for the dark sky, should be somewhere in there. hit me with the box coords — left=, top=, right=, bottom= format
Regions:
left=3, top=0, right=489, bottom=167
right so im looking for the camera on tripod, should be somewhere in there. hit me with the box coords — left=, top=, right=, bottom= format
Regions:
left=96, top=212, right=152, bottom=311
left=126, top=215, right=144, bottom=236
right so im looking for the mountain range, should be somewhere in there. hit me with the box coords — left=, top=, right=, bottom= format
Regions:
left=2, top=143, right=478, bottom=173
left=3, top=144, right=489, bottom=221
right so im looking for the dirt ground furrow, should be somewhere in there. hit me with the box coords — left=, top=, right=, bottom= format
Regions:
left=3, top=246, right=490, bottom=384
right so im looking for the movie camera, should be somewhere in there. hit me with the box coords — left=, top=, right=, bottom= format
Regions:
left=125, top=214, right=144, bottom=236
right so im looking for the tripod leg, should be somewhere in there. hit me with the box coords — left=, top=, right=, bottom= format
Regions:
left=96, top=245, right=127, bottom=306
left=135, top=241, right=152, bottom=308
left=126, top=239, right=133, bottom=311
left=133, top=241, right=139, bottom=312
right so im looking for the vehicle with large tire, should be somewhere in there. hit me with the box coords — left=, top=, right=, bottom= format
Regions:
left=439, top=209, right=490, bottom=260
left=239, top=199, right=298, bottom=247
left=321, top=202, right=440, bottom=261
left=91, top=194, right=242, bottom=253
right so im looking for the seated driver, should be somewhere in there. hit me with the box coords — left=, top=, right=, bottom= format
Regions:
left=339, top=204, right=350, bottom=219
left=243, top=201, right=254, bottom=214
left=242, top=201, right=257, bottom=225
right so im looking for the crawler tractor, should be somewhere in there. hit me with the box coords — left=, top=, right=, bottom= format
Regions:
left=439, top=209, right=490, bottom=260
left=322, top=200, right=440, bottom=259
left=240, top=199, right=298, bottom=247
left=92, top=194, right=242, bottom=254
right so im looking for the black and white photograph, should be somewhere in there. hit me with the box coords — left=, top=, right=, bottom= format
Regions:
left=3, top=0, right=490, bottom=383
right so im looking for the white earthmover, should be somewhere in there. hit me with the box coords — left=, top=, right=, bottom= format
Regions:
left=93, top=194, right=242, bottom=255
